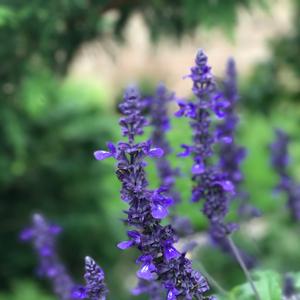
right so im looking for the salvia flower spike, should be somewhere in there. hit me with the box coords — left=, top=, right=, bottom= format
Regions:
left=270, top=129, right=300, bottom=221
left=149, top=83, right=181, bottom=204
left=176, top=50, right=261, bottom=299
left=73, top=256, right=108, bottom=300
left=218, top=58, right=260, bottom=218
left=20, top=214, right=75, bottom=300
left=94, top=85, right=213, bottom=299
left=176, top=49, right=235, bottom=237
left=149, top=83, right=194, bottom=239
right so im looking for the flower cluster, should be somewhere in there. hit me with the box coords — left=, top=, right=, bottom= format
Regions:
left=149, top=83, right=180, bottom=204
left=73, top=257, right=108, bottom=300
left=176, top=49, right=236, bottom=238
left=218, top=58, right=260, bottom=218
left=20, top=214, right=75, bottom=300
left=270, top=129, right=300, bottom=221
left=94, top=86, right=213, bottom=299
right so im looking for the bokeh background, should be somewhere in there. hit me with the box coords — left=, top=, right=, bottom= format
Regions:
left=1, top=0, right=300, bottom=299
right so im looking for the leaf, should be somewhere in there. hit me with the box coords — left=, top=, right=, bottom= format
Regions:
left=226, top=270, right=282, bottom=300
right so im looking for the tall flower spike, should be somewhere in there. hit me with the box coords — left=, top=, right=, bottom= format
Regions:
left=149, top=83, right=180, bottom=204
left=20, top=214, right=75, bottom=300
left=74, top=256, right=108, bottom=300
left=176, top=49, right=235, bottom=237
left=270, top=129, right=300, bottom=221
left=218, top=58, right=260, bottom=218
left=149, top=83, right=194, bottom=237
left=94, top=85, right=213, bottom=299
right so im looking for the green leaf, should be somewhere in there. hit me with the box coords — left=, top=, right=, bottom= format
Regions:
left=226, top=270, right=282, bottom=300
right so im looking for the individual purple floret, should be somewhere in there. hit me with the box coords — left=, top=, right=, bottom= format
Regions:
left=176, top=49, right=235, bottom=238
left=218, top=58, right=260, bottom=218
left=20, top=214, right=75, bottom=300
left=270, top=129, right=300, bottom=221
left=73, top=257, right=108, bottom=300
left=94, top=86, right=213, bottom=299
left=149, top=83, right=180, bottom=204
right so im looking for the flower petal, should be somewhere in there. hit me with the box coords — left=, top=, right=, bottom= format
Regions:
left=151, top=203, right=169, bottom=219
left=192, top=163, right=205, bottom=175
left=137, top=263, right=156, bottom=280
left=164, top=245, right=180, bottom=261
left=117, top=240, right=134, bottom=250
left=93, top=150, right=112, bottom=161
left=148, top=148, right=164, bottom=158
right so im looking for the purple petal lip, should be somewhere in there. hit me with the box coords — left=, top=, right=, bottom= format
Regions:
left=93, top=150, right=112, bottom=160
left=192, top=163, right=205, bottom=174
left=117, top=240, right=134, bottom=250
left=137, top=263, right=156, bottom=280
left=164, top=245, right=180, bottom=261
left=151, top=203, right=169, bottom=219
left=148, top=148, right=164, bottom=158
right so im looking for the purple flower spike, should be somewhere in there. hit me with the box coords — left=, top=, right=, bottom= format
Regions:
left=218, top=58, right=259, bottom=219
left=178, top=49, right=235, bottom=237
left=94, top=85, right=212, bottom=299
left=21, top=214, right=75, bottom=300
left=148, top=83, right=181, bottom=205
left=82, top=256, right=108, bottom=300
left=270, top=129, right=300, bottom=221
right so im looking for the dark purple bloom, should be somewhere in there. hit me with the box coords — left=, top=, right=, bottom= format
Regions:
left=20, top=214, right=75, bottom=300
left=73, top=256, right=108, bottom=300
left=94, top=85, right=213, bottom=299
left=176, top=49, right=236, bottom=238
left=218, top=58, right=260, bottom=218
left=148, top=83, right=181, bottom=204
left=270, top=129, right=300, bottom=221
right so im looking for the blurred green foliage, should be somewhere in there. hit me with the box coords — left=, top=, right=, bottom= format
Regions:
left=1, top=0, right=300, bottom=299
left=242, top=0, right=300, bottom=113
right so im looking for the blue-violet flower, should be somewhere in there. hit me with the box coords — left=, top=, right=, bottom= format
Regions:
left=20, top=214, right=75, bottom=300
left=94, top=85, right=213, bottom=299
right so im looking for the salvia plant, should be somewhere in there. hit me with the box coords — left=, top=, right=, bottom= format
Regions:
left=22, top=49, right=300, bottom=300
left=270, top=128, right=300, bottom=221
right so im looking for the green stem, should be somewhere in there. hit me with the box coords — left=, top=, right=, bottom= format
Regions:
left=227, top=235, right=261, bottom=300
